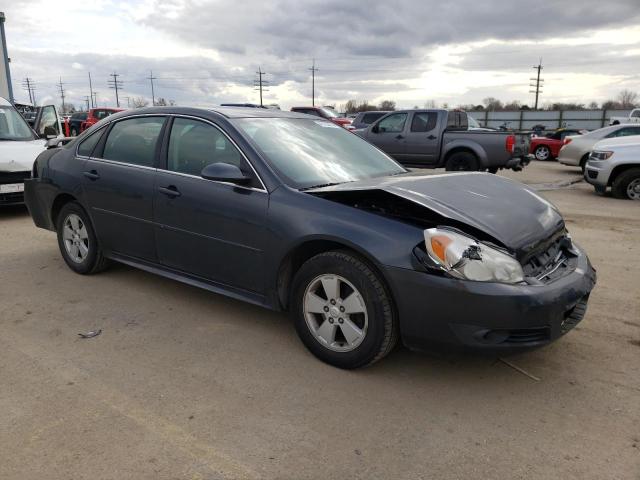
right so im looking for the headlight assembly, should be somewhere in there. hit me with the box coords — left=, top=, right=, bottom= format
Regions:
left=423, top=228, right=524, bottom=284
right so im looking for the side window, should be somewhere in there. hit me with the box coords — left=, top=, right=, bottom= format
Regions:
left=362, top=113, right=384, bottom=124
left=410, top=112, right=437, bottom=132
left=167, top=117, right=245, bottom=177
left=101, top=116, right=164, bottom=167
left=37, top=105, right=60, bottom=137
left=631, top=110, right=640, bottom=118
left=77, top=128, right=104, bottom=157
left=377, top=113, right=407, bottom=133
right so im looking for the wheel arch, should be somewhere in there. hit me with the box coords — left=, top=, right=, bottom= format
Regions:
left=51, top=193, right=80, bottom=230
left=608, top=163, right=640, bottom=186
left=442, top=143, right=485, bottom=168
left=275, top=236, right=395, bottom=313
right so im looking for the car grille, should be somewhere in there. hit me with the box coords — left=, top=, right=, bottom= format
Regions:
left=587, top=169, right=598, bottom=179
left=0, top=171, right=31, bottom=184
left=0, top=192, right=25, bottom=205
left=522, top=234, right=575, bottom=283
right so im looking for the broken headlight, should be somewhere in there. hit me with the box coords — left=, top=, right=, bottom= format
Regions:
left=423, top=228, right=524, bottom=284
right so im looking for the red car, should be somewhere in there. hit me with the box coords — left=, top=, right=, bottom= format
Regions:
left=290, top=106, right=352, bottom=128
left=529, top=128, right=587, bottom=161
left=80, top=107, right=124, bottom=133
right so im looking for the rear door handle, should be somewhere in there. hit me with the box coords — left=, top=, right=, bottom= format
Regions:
left=158, top=185, right=181, bottom=198
left=396, top=134, right=404, bottom=140
left=83, top=170, right=100, bottom=180
left=427, top=135, right=437, bottom=140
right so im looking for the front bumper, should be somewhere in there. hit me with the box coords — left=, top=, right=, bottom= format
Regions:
left=384, top=245, right=596, bottom=354
left=584, top=159, right=614, bottom=189
left=0, top=171, right=30, bottom=206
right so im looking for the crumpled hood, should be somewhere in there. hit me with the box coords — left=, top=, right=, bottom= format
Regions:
left=0, top=140, right=47, bottom=172
left=308, top=171, right=565, bottom=256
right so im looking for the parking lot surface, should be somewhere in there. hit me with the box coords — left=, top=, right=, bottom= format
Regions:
left=1, top=161, right=639, bottom=479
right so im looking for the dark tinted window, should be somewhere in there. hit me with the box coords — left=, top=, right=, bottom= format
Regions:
left=102, top=117, right=164, bottom=167
left=295, top=109, right=321, bottom=117
left=607, top=126, right=640, bottom=138
left=362, top=112, right=385, bottom=124
left=410, top=112, right=437, bottom=132
left=167, top=118, right=245, bottom=176
left=77, top=128, right=104, bottom=157
left=377, top=113, right=407, bottom=133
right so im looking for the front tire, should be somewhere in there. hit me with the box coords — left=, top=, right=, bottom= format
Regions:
left=290, top=251, right=398, bottom=369
left=445, top=151, right=479, bottom=171
left=612, top=168, right=640, bottom=200
left=534, top=145, right=551, bottom=161
left=56, top=202, right=109, bottom=274
left=580, top=153, right=590, bottom=173
left=70, top=127, right=78, bottom=136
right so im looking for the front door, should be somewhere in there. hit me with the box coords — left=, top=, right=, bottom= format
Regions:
left=366, top=112, right=408, bottom=160
left=82, top=116, right=166, bottom=261
left=153, top=116, right=268, bottom=294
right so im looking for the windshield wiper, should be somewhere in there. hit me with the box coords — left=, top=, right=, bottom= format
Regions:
left=299, top=181, right=348, bottom=191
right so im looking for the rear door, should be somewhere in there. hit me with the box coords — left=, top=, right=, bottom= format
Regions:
left=365, top=112, right=408, bottom=160
left=82, top=115, right=166, bottom=261
left=153, top=116, right=268, bottom=293
left=403, top=111, right=441, bottom=165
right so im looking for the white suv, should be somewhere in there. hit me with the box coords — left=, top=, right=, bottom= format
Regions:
left=584, top=135, right=640, bottom=200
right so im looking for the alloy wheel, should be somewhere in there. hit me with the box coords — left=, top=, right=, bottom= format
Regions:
left=535, top=146, right=550, bottom=161
left=303, top=274, right=368, bottom=352
left=62, top=213, right=90, bottom=263
left=627, top=178, right=640, bottom=200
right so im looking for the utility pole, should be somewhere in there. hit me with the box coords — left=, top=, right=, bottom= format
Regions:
left=92, top=91, right=98, bottom=107
left=108, top=72, right=123, bottom=107
left=254, top=67, right=269, bottom=107
left=529, top=58, right=544, bottom=110
left=22, top=77, right=36, bottom=105
left=147, top=70, right=157, bottom=106
left=124, top=96, right=131, bottom=108
left=1, top=12, right=15, bottom=103
left=83, top=95, right=90, bottom=111
left=88, top=71, right=94, bottom=108
left=58, top=77, right=66, bottom=113
left=309, top=59, right=319, bottom=106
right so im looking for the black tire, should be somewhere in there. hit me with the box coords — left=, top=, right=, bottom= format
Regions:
left=611, top=168, right=640, bottom=200
left=534, top=145, right=551, bottom=161
left=290, top=250, right=398, bottom=369
left=445, top=151, right=479, bottom=171
left=487, top=167, right=499, bottom=174
left=70, top=127, right=78, bottom=137
left=56, top=202, right=109, bottom=274
left=579, top=154, right=590, bottom=173
left=612, top=120, right=620, bottom=126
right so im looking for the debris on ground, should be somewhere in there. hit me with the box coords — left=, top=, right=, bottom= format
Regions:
left=78, top=329, right=102, bottom=339
left=499, top=358, right=541, bottom=382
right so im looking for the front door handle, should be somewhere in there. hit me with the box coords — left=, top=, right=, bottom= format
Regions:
left=83, top=170, right=100, bottom=180
left=396, top=134, right=404, bottom=140
left=158, top=185, right=181, bottom=198
left=427, top=135, right=437, bottom=140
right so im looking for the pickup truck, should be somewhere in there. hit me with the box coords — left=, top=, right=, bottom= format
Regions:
left=609, top=108, right=640, bottom=125
left=355, top=109, right=530, bottom=171
left=0, top=97, right=63, bottom=205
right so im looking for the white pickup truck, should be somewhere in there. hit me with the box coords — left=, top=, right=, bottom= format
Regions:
left=609, top=108, right=640, bottom=125
left=0, top=97, right=63, bottom=205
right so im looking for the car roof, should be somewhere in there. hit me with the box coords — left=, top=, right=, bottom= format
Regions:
left=105, top=105, right=311, bottom=120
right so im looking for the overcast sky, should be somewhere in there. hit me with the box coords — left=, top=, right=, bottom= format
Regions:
left=3, top=0, right=640, bottom=110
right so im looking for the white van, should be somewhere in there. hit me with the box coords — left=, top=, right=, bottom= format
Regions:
left=0, top=97, right=62, bottom=205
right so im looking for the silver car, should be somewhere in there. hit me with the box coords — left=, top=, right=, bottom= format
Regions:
left=584, top=135, right=640, bottom=200
left=558, top=124, right=640, bottom=171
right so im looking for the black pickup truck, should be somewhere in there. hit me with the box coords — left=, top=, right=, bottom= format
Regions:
left=355, top=109, right=530, bottom=172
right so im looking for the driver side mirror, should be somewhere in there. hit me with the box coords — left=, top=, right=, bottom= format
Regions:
left=201, top=162, right=251, bottom=186
left=42, top=126, right=58, bottom=139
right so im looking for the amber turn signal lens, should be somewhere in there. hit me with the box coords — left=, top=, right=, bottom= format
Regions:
left=430, top=235, right=452, bottom=263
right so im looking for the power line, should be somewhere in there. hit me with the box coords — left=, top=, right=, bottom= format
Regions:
left=309, top=59, right=319, bottom=106
left=253, top=67, right=269, bottom=107
left=108, top=72, right=123, bottom=107
left=529, top=58, right=544, bottom=110
left=147, top=70, right=157, bottom=106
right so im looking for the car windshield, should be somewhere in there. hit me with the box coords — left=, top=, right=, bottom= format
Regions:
left=320, top=107, right=339, bottom=118
left=0, top=106, right=36, bottom=141
left=236, top=118, right=406, bottom=189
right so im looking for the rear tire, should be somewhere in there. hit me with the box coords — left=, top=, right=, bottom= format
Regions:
left=580, top=154, right=590, bottom=173
left=290, top=250, right=398, bottom=369
left=70, top=127, right=78, bottom=137
left=611, top=168, right=640, bottom=200
left=56, top=202, right=109, bottom=274
left=445, top=151, right=479, bottom=171
left=487, top=167, right=498, bottom=174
